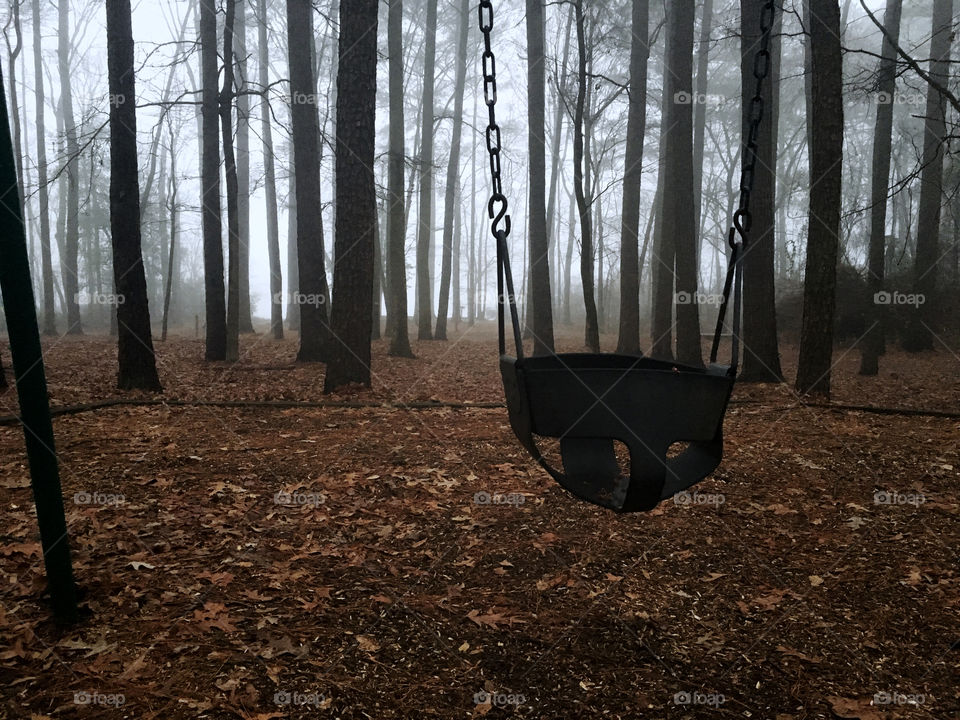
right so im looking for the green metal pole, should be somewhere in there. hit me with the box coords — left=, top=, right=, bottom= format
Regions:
left=0, top=60, right=78, bottom=622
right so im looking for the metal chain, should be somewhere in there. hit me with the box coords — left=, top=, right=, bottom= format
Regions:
left=732, top=0, right=777, bottom=246
left=479, top=0, right=510, bottom=240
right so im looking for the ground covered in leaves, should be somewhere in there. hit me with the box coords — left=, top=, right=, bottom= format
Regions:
left=0, top=326, right=958, bottom=719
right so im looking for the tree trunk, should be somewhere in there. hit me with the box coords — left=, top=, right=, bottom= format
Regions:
left=796, top=0, right=843, bottom=397
left=436, top=0, right=470, bottom=341
left=386, top=0, right=413, bottom=357
left=325, top=0, right=378, bottom=391
left=258, top=0, right=283, bottom=340
left=32, top=0, right=55, bottom=336
left=221, top=0, right=241, bottom=363
left=236, top=2, right=253, bottom=334
left=200, top=0, right=227, bottom=360
left=902, top=0, right=953, bottom=352
left=288, top=0, right=331, bottom=362
left=286, top=148, right=299, bottom=330
left=162, top=131, right=176, bottom=343
left=106, top=0, right=162, bottom=391
left=58, top=0, right=81, bottom=334
left=616, top=0, right=649, bottom=355
left=860, top=0, right=902, bottom=375
left=739, top=0, right=784, bottom=381
left=372, top=208, right=382, bottom=340
left=664, top=0, right=701, bottom=366
left=522, top=0, right=555, bottom=354
left=650, top=21, right=674, bottom=360
left=692, top=0, right=713, bottom=237
left=574, top=0, right=599, bottom=352
left=4, top=0, right=24, bottom=208
left=546, top=8, right=573, bottom=300
left=416, top=0, right=438, bottom=340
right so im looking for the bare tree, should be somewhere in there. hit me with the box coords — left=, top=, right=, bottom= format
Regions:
left=31, top=0, right=55, bottom=335
left=258, top=0, right=283, bottom=339
left=106, top=0, right=161, bottom=391
left=200, top=0, right=227, bottom=360
left=236, top=2, right=253, bottom=334
left=221, top=0, right=241, bottom=363
left=796, top=0, right=843, bottom=397
left=325, top=0, right=378, bottom=391
left=860, top=0, right=902, bottom=375
left=436, top=0, right=471, bottom=341
left=416, top=0, right=438, bottom=340
left=386, top=0, right=413, bottom=357
left=58, top=0, right=81, bottom=333
left=616, top=0, right=649, bottom=356
left=902, top=0, right=953, bottom=352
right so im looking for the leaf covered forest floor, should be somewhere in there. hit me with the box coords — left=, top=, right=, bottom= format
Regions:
left=0, top=324, right=958, bottom=719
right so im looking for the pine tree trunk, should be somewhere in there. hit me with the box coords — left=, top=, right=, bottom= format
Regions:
left=288, top=0, right=331, bottom=361
left=106, top=0, right=162, bottom=391
left=259, top=0, right=283, bottom=340
left=416, top=0, right=438, bottom=340
left=860, top=0, right=902, bottom=375
left=32, top=0, right=55, bottom=336
left=796, top=0, right=843, bottom=397
left=739, top=0, right=784, bottom=381
left=286, top=149, right=299, bottom=330
left=435, top=0, right=470, bottom=341
left=387, top=0, right=413, bottom=357
left=325, top=0, right=378, bottom=391
left=616, top=0, right=649, bottom=355
left=162, top=131, right=176, bottom=343
left=574, top=0, right=599, bottom=352
left=58, top=0, right=81, bottom=334
left=902, top=0, right=952, bottom=352
left=650, top=20, right=674, bottom=360
left=692, top=0, right=712, bottom=237
left=200, top=0, right=227, bottom=360
left=236, top=3, right=253, bottom=334
left=221, top=0, right=241, bottom=363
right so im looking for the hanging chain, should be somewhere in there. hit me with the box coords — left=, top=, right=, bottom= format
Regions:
left=732, top=0, right=777, bottom=248
left=479, top=0, right=510, bottom=241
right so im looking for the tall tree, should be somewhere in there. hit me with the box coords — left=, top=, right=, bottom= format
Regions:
left=902, top=0, right=953, bottom=352
left=664, top=0, right=701, bottom=366
left=650, top=23, right=674, bottom=359
left=31, top=0, right=54, bottom=335
left=435, top=0, right=470, bottom=341
left=386, top=0, right=413, bottom=357
left=522, top=0, right=555, bottom=354
left=4, top=0, right=24, bottom=206
left=287, top=0, right=331, bottom=361
left=199, top=0, right=227, bottom=360
left=161, top=130, right=177, bottom=342
left=221, top=0, right=241, bottom=363
left=739, top=0, right=783, bottom=381
left=236, top=2, right=253, bottom=334
left=859, top=0, right=902, bottom=375
left=573, top=0, right=599, bottom=351
left=796, top=0, right=843, bottom=396
left=106, top=0, right=162, bottom=391
left=258, top=0, right=283, bottom=339
left=324, top=0, right=378, bottom=391
left=616, top=0, right=649, bottom=355
left=58, top=0, right=81, bottom=333
left=416, top=0, right=438, bottom=340
left=692, top=0, right=713, bottom=235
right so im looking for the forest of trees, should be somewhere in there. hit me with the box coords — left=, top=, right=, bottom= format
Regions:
left=0, top=0, right=958, bottom=397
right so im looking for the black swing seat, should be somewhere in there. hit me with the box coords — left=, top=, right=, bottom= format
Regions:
left=500, top=353, right=734, bottom=513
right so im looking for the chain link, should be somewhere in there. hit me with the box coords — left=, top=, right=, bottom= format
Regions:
left=478, top=0, right=510, bottom=240
left=732, top=0, right=777, bottom=246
